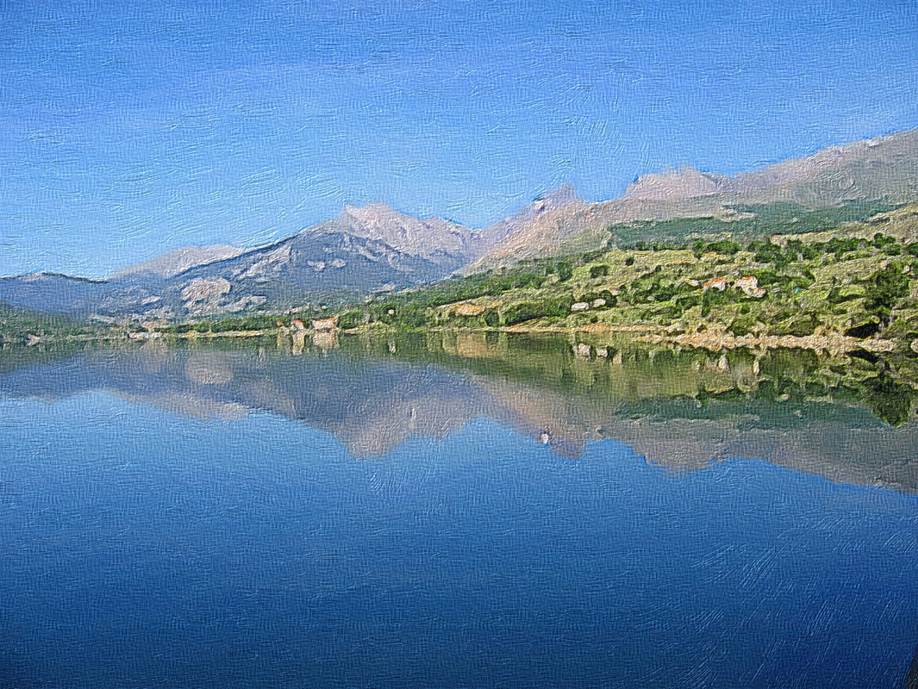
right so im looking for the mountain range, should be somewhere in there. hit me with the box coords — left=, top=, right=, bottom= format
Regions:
left=1, top=128, right=916, bottom=321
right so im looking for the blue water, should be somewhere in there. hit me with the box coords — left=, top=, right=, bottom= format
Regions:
left=1, top=346, right=917, bottom=688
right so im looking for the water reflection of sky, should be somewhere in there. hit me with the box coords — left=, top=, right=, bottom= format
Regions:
left=1, top=388, right=916, bottom=688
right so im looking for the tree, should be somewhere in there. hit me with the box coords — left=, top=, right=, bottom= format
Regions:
left=589, top=264, right=609, bottom=279
left=555, top=261, right=573, bottom=282
left=865, top=264, right=909, bottom=325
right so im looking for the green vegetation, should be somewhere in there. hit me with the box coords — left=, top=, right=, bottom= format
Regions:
left=0, top=303, right=103, bottom=344
left=604, top=200, right=900, bottom=249
left=162, top=312, right=293, bottom=335
left=322, top=204, right=918, bottom=352
left=5, top=202, right=918, bottom=356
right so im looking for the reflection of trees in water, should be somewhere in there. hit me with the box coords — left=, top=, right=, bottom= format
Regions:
left=374, top=332, right=918, bottom=427
left=866, top=369, right=915, bottom=427
left=1, top=334, right=916, bottom=489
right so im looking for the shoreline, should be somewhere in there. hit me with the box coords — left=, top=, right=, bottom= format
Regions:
left=430, top=323, right=900, bottom=354
left=9, top=323, right=904, bottom=355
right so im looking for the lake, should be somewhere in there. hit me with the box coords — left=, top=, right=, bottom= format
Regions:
left=1, top=333, right=916, bottom=688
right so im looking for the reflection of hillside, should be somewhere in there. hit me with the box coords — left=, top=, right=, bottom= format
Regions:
left=0, top=335, right=915, bottom=492
left=478, top=373, right=918, bottom=488
left=371, top=332, right=917, bottom=427
left=0, top=342, right=499, bottom=460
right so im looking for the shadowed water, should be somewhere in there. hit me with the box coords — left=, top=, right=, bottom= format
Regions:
left=1, top=334, right=916, bottom=688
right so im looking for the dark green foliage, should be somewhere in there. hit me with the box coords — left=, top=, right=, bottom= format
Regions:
left=336, top=309, right=366, bottom=330
left=728, top=315, right=757, bottom=336
left=775, top=313, right=819, bottom=337
left=864, top=263, right=910, bottom=325
left=866, top=370, right=914, bottom=426
left=0, top=302, right=101, bottom=342
left=872, top=233, right=901, bottom=255
left=823, top=236, right=867, bottom=258
left=500, top=302, right=544, bottom=326
left=589, top=264, right=609, bottom=279
left=749, top=240, right=788, bottom=266
left=500, top=296, right=573, bottom=325
left=703, top=239, right=742, bottom=255
left=784, top=239, right=820, bottom=262
left=749, top=268, right=783, bottom=286
left=554, top=261, right=573, bottom=282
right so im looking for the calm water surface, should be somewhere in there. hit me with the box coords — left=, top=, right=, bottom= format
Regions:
left=1, top=334, right=916, bottom=688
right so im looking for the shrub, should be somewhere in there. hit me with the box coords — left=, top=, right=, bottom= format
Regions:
left=336, top=309, right=366, bottom=330
left=705, top=239, right=741, bottom=255
left=554, top=261, right=574, bottom=282
left=501, top=302, right=544, bottom=326
left=775, top=313, right=818, bottom=337
left=865, top=263, right=910, bottom=325
left=589, top=264, right=609, bottom=279
left=729, top=316, right=757, bottom=336
left=500, top=296, right=573, bottom=326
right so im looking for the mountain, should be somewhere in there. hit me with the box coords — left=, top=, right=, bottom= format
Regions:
left=3, top=128, right=917, bottom=320
left=308, top=204, right=484, bottom=273
left=0, top=273, right=119, bottom=316
left=113, top=245, right=246, bottom=279
left=471, top=129, right=918, bottom=270
left=149, top=229, right=448, bottom=318
left=142, top=206, right=486, bottom=318
left=465, top=187, right=733, bottom=271
left=622, top=168, right=730, bottom=200
left=0, top=205, right=480, bottom=320
left=726, top=129, right=918, bottom=205
left=623, top=130, right=918, bottom=205
left=461, top=185, right=607, bottom=272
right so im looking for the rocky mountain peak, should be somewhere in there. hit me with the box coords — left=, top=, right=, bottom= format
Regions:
left=623, top=167, right=730, bottom=201
left=341, top=202, right=404, bottom=226
left=534, top=183, right=580, bottom=208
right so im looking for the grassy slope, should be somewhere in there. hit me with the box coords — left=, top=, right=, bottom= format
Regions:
left=7, top=202, right=918, bottom=351
left=336, top=203, right=918, bottom=348
left=561, top=200, right=901, bottom=255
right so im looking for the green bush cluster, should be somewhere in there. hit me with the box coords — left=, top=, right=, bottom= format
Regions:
left=500, top=296, right=574, bottom=326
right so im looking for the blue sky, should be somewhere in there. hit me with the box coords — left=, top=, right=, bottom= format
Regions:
left=1, top=0, right=916, bottom=277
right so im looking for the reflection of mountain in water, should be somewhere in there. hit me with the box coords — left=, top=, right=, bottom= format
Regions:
left=1, top=333, right=916, bottom=492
